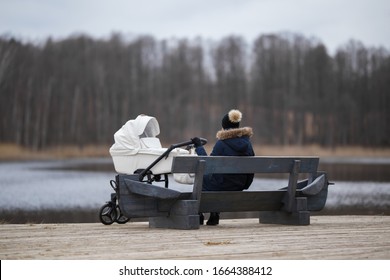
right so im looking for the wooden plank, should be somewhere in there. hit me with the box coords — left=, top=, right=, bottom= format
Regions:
left=191, top=159, right=206, bottom=200
left=301, top=174, right=326, bottom=195
left=1, top=216, right=390, bottom=259
left=300, top=185, right=328, bottom=211
left=199, top=191, right=284, bottom=212
left=259, top=210, right=310, bottom=225
left=149, top=215, right=200, bottom=230
left=119, top=177, right=178, bottom=218
left=285, top=160, right=300, bottom=212
left=172, top=156, right=319, bottom=174
left=118, top=193, right=165, bottom=218
left=124, top=178, right=181, bottom=199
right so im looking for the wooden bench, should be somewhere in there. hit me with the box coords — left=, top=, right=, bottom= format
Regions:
left=118, top=156, right=329, bottom=229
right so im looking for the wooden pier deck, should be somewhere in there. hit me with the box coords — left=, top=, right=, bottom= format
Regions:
left=1, top=215, right=389, bottom=260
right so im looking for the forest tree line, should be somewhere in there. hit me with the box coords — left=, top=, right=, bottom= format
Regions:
left=0, top=32, right=389, bottom=150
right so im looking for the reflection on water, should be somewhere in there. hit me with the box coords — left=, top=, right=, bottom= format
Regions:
left=0, top=157, right=389, bottom=223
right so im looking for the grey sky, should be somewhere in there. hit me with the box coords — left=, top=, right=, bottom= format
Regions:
left=1, top=0, right=389, bottom=53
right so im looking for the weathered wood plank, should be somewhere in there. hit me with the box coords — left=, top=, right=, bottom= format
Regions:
left=172, top=156, right=319, bottom=174
left=124, top=178, right=181, bottom=199
left=1, top=216, right=389, bottom=259
left=259, top=210, right=310, bottom=225
left=199, top=191, right=284, bottom=212
left=285, top=160, right=301, bottom=212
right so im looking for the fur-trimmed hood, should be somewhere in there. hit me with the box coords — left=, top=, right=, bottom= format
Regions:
left=216, top=127, right=253, bottom=140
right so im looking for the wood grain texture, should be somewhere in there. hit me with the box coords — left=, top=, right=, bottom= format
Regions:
left=1, top=216, right=389, bottom=259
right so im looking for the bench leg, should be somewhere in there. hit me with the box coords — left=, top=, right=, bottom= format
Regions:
left=259, top=210, right=310, bottom=225
left=149, top=200, right=200, bottom=230
left=259, top=197, right=310, bottom=225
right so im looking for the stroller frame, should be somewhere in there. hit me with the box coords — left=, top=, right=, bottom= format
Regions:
left=99, top=138, right=206, bottom=225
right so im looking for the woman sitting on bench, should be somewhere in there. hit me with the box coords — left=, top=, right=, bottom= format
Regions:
left=192, top=109, right=255, bottom=226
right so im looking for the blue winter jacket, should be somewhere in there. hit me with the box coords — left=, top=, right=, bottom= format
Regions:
left=195, top=127, right=255, bottom=191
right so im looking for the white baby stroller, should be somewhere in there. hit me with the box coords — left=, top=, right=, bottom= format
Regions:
left=110, top=114, right=190, bottom=183
left=99, top=114, right=206, bottom=225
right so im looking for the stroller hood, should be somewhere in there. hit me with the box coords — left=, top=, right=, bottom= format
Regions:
left=110, top=114, right=160, bottom=156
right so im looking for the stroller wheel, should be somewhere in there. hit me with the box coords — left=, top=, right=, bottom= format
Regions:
left=99, top=203, right=117, bottom=225
left=116, top=205, right=130, bottom=224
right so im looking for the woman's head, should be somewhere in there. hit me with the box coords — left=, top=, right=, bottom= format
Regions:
left=221, top=109, right=242, bottom=129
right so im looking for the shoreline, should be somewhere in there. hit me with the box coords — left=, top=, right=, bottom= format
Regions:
left=1, top=207, right=389, bottom=224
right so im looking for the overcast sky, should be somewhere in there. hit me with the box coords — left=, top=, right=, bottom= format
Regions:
left=1, top=0, right=389, bottom=53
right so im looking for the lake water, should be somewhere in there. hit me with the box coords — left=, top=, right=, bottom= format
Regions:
left=0, top=157, right=389, bottom=223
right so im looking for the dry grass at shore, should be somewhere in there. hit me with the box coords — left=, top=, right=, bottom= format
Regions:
left=0, top=143, right=111, bottom=160
left=1, top=143, right=390, bottom=161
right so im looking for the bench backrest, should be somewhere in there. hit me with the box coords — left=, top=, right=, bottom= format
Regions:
left=171, top=156, right=320, bottom=213
left=172, top=156, right=319, bottom=174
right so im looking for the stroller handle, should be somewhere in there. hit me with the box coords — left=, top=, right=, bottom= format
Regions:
left=170, top=137, right=207, bottom=149
left=138, top=137, right=207, bottom=181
